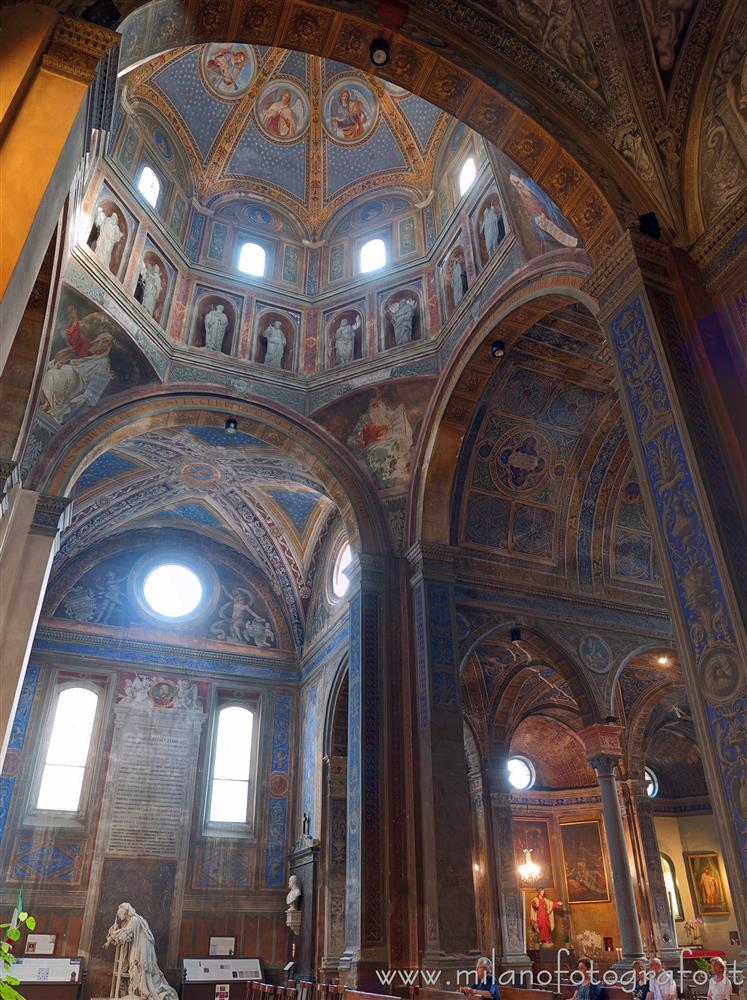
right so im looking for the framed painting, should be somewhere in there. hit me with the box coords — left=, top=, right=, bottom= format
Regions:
left=684, top=852, right=729, bottom=916
left=560, top=820, right=610, bottom=903
left=513, top=818, right=555, bottom=889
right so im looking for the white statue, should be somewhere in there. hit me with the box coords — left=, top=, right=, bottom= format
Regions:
left=262, top=320, right=286, bottom=367
left=104, top=901, right=177, bottom=1000
left=286, top=875, right=301, bottom=911
left=93, top=208, right=123, bottom=271
left=388, top=297, right=417, bottom=346
left=451, top=258, right=465, bottom=307
left=140, top=263, right=162, bottom=318
left=333, top=314, right=360, bottom=365
left=480, top=203, right=501, bottom=255
left=204, top=304, right=229, bottom=351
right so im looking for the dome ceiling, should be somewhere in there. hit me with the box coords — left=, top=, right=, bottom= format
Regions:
left=124, top=44, right=452, bottom=235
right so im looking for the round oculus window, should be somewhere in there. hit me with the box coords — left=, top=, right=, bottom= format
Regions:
left=143, top=563, right=203, bottom=618
left=332, top=543, right=353, bottom=599
left=507, top=756, right=535, bottom=790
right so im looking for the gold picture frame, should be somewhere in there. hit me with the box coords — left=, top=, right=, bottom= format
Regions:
left=560, top=820, right=610, bottom=903
left=684, top=852, right=729, bottom=916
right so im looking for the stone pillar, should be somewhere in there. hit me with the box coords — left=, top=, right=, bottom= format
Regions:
left=485, top=761, right=532, bottom=971
left=339, top=554, right=388, bottom=987
left=320, top=753, right=347, bottom=975
left=581, top=724, right=645, bottom=963
left=0, top=463, right=71, bottom=769
left=584, top=232, right=747, bottom=969
left=408, top=543, right=477, bottom=971
left=625, top=778, right=679, bottom=962
left=0, top=7, right=118, bottom=372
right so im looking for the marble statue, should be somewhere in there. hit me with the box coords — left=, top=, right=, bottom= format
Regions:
left=333, top=314, right=360, bottom=365
left=104, top=901, right=177, bottom=1000
left=480, top=203, right=501, bottom=255
left=451, top=258, right=465, bottom=307
left=262, top=320, right=286, bottom=367
left=388, top=297, right=417, bottom=346
left=93, top=208, right=124, bottom=271
left=286, top=875, right=301, bottom=910
left=204, top=304, right=229, bottom=351
left=140, top=263, right=162, bottom=318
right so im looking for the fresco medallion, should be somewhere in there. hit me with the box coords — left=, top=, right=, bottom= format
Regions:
left=323, top=78, right=379, bottom=143
left=255, top=80, right=311, bottom=142
left=200, top=43, right=256, bottom=98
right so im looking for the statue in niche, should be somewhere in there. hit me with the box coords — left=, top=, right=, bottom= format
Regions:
left=388, top=297, right=418, bottom=346
left=262, top=319, right=286, bottom=367
left=480, top=203, right=502, bottom=256
left=530, top=888, right=563, bottom=946
left=104, top=901, right=177, bottom=999
left=203, top=303, right=229, bottom=351
left=450, top=257, right=466, bottom=307
left=137, top=262, right=163, bottom=318
left=333, top=314, right=360, bottom=365
left=210, top=586, right=275, bottom=647
left=92, top=207, right=124, bottom=272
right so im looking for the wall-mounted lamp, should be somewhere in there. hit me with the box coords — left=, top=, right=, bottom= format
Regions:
left=370, top=38, right=390, bottom=66
left=225, top=417, right=238, bottom=434
left=491, top=339, right=506, bottom=359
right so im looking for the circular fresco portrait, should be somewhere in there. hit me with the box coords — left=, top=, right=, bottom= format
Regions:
left=255, top=80, right=310, bottom=142
left=323, top=78, right=378, bottom=143
left=201, top=43, right=255, bottom=98
left=152, top=127, right=174, bottom=163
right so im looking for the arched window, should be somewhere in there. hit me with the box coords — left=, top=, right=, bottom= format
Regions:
left=360, top=238, right=386, bottom=273
left=37, top=687, right=98, bottom=811
left=137, top=166, right=160, bottom=208
left=507, top=755, right=535, bottom=790
left=209, top=705, right=254, bottom=824
left=238, top=241, right=266, bottom=277
left=661, top=853, right=683, bottom=920
left=645, top=766, right=659, bottom=797
left=332, top=542, right=353, bottom=598
left=458, top=156, right=476, bottom=196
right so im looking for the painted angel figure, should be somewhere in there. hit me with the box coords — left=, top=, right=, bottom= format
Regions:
left=262, top=88, right=304, bottom=138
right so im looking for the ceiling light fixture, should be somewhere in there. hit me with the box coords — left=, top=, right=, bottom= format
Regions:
left=370, top=38, right=390, bottom=66
left=491, top=339, right=506, bottom=359
left=657, top=655, right=669, bottom=665
left=225, top=417, right=238, bottom=434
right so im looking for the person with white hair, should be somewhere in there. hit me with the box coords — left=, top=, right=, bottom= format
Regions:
left=707, top=957, right=732, bottom=1000
left=648, top=957, right=676, bottom=1000
left=459, top=956, right=500, bottom=1000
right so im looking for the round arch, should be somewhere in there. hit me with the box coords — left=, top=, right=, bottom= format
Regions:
left=29, top=387, right=392, bottom=556
left=408, top=275, right=597, bottom=548
left=113, top=0, right=635, bottom=258
left=322, top=653, right=350, bottom=758
left=606, top=642, right=679, bottom=715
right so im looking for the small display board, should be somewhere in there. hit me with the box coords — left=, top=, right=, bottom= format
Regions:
left=183, top=958, right=263, bottom=983
left=13, top=957, right=82, bottom=983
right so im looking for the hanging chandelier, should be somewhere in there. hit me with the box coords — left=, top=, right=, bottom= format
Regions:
left=518, top=848, right=541, bottom=883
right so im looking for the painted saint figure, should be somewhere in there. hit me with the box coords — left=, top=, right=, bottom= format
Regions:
left=92, top=208, right=123, bottom=271
left=206, top=45, right=250, bottom=94
left=333, top=314, right=360, bottom=365
left=480, top=203, right=503, bottom=255
left=509, top=172, right=579, bottom=248
left=41, top=332, right=114, bottom=422
left=262, top=319, right=286, bottom=367
left=700, top=865, right=721, bottom=906
left=388, top=297, right=418, bottom=346
left=204, top=303, right=229, bottom=351
left=104, top=901, right=177, bottom=1000
left=530, top=888, right=563, bottom=945
left=347, top=392, right=413, bottom=489
left=331, top=88, right=370, bottom=140
left=262, top=89, right=303, bottom=138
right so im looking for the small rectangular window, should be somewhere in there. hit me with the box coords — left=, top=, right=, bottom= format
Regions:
left=207, top=703, right=257, bottom=831
left=36, top=686, right=99, bottom=813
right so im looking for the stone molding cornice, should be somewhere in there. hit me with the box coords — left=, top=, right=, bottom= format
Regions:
left=405, top=541, right=459, bottom=583
left=41, top=15, right=119, bottom=85
left=690, top=192, right=747, bottom=294
left=582, top=229, right=671, bottom=313
left=30, top=493, right=72, bottom=539
left=0, top=460, right=19, bottom=515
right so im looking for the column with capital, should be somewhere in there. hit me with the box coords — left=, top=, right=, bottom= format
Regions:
left=584, top=231, right=747, bottom=970
left=0, top=463, right=72, bottom=768
left=407, top=543, right=478, bottom=971
left=624, top=777, right=680, bottom=963
left=580, top=724, right=645, bottom=964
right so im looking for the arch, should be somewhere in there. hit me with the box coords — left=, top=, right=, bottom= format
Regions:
left=28, top=389, right=392, bottom=557
left=624, top=680, right=687, bottom=778
left=606, top=642, right=678, bottom=715
left=408, top=275, right=597, bottom=548
left=323, top=653, right=350, bottom=757
left=114, top=0, right=631, bottom=259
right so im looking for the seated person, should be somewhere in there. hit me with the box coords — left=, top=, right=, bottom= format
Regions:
left=460, top=957, right=500, bottom=1000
